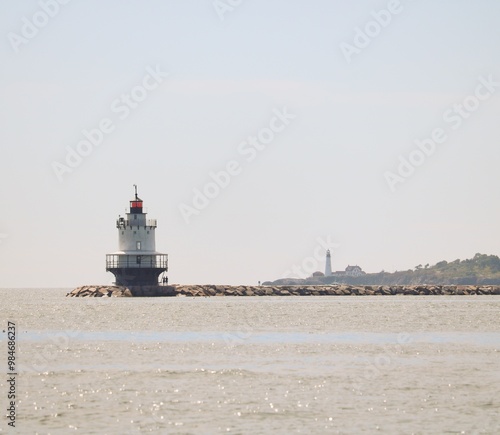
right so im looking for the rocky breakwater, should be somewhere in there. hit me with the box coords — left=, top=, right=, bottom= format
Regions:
left=67, top=284, right=500, bottom=297
left=67, top=285, right=177, bottom=297
left=67, top=286, right=133, bottom=297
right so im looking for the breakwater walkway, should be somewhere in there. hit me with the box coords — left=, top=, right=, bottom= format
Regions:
left=67, top=284, right=500, bottom=297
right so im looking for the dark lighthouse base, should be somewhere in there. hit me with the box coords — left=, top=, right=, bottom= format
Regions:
left=107, top=268, right=165, bottom=287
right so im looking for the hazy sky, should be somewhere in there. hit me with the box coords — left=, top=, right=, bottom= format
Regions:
left=1, top=0, right=499, bottom=287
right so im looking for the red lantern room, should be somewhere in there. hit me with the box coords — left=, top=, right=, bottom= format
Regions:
left=130, top=185, right=143, bottom=214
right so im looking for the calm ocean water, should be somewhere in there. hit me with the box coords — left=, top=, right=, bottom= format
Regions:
left=0, top=289, right=499, bottom=434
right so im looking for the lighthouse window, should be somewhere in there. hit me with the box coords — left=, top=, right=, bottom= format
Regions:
left=147, top=231, right=150, bottom=234
left=133, top=231, right=136, bottom=234
left=136, top=256, right=141, bottom=264
left=134, top=215, right=137, bottom=220
left=121, top=231, right=124, bottom=235
left=136, top=241, right=141, bottom=250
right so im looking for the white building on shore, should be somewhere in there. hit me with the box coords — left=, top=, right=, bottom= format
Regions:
left=325, top=250, right=365, bottom=278
left=325, top=249, right=332, bottom=276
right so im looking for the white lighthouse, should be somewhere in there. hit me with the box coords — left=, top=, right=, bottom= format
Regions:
left=325, top=249, right=332, bottom=276
left=106, top=186, right=168, bottom=286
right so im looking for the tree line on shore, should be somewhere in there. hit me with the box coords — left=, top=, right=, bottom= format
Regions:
left=268, top=253, right=500, bottom=286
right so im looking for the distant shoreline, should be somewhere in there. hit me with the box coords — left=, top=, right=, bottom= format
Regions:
left=67, top=284, right=500, bottom=297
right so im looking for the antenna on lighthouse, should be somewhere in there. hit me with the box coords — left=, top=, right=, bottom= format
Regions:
left=134, top=184, right=138, bottom=199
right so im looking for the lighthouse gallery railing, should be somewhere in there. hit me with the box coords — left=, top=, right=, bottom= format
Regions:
left=105, top=254, right=168, bottom=269
left=116, top=219, right=157, bottom=228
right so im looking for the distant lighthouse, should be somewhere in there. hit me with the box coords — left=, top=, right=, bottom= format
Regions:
left=106, top=186, right=168, bottom=286
left=325, top=249, right=332, bottom=276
